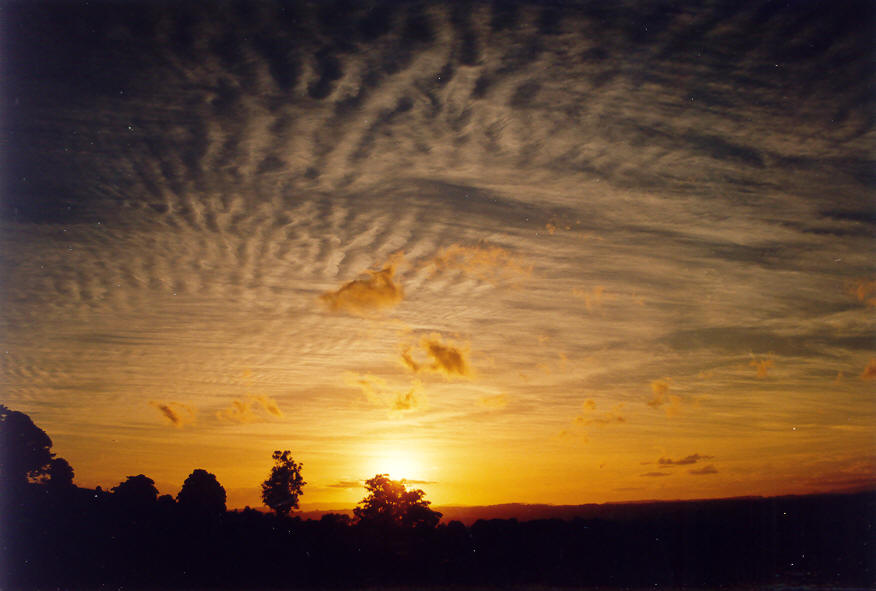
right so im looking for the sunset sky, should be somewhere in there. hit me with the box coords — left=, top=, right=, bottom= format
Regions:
left=2, top=0, right=874, bottom=511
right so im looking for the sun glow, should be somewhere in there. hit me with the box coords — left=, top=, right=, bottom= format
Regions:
left=369, top=446, right=423, bottom=481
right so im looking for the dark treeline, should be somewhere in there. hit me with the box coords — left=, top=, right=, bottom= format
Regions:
left=2, top=406, right=874, bottom=589
left=5, top=485, right=875, bottom=589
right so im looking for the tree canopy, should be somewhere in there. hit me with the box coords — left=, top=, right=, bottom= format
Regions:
left=177, top=468, right=226, bottom=516
left=112, top=474, right=159, bottom=506
left=261, top=450, right=305, bottom=516
left=0, top=404, right=54, bottom=487
left=354, top=474, right=442, bottom=529
left=45, top=457, right=75, bottom=488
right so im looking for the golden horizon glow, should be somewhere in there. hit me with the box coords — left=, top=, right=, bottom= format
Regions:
left=366, top=447, right=426, bottom=483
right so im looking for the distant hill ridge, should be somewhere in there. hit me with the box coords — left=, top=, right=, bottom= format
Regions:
left=294, top=491, right=872, bottom=526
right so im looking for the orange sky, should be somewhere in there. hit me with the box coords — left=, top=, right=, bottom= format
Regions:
left=2, top=1, right=874, bottom=511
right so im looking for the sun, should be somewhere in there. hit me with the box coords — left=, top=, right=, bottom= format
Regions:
left=369, top=447, right=422, bottom=481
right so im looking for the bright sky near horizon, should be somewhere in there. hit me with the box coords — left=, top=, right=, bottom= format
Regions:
left=1, top=0, right=874, bottom=510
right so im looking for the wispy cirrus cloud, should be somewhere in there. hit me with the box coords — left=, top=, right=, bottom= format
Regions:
left=328, top=480, right=363, bottom=489
left=479, top=393, right=508, bottom=409
left=571, top=286, right=608, bottom=314
left=427, top=244, right=531, bottom=283
left=2, top=0, right=873, bottom=508
left=575, top=400, right=626, bottom=426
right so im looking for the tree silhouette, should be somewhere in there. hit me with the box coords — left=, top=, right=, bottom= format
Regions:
left=0, top=404, right=53, bottom=488
left=177, top=468, right=226, bottom=517
left=45, top=457, right=75, bottom=488
left=354, top=474, right=442, bottom=529
left=261, top=450, right=305, bottom=516
left=112, top=474, right=159, bottom=506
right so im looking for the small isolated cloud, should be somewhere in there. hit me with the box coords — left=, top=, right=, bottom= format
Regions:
left=217, top=395, right=284, bottom=423
left=647, top=380, right=682, bottom=416
left=328, top=480, right=363, bottom=489
left=658, top=454, right=714, bottom=466
left=320, top=254, right=404, bottom=315
left=402, top=479, right=437, bottom=485
left=392, top=388, right=420, bottom=411
left=427, top=244, right=531, bottom=283
left=479, top=393, right=508, bottom=409
left=575, top=401, right=626, bottom=426
left=571, top=286, right=609, bottom=313
left=750, top=357, right=774, bottom=378
left=689, top=465, right=719, bottom=475
left=641, top=472, right=671, bottom=477
left=149, top=401, right=196, bottom=428
left=346, top=373, right=423, bottom=414
left=401, top=334, right=470, bottom=378
left=862, top=358, right=876, bottom=380
left=848, top=279, right=876, bottom=307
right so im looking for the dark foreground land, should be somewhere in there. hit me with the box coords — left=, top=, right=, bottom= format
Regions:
left=3, top=487, right=874, bottom=589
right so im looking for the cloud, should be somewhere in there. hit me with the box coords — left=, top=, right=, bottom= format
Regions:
left=571, top=286, right=608, bottom=313
left=479, top=394, right=508, bottom=409
left=347, top=373, right=387, bottom=405
left=575, top=401, right=626, bottom=426
left=402, top=479, right=437, bottom=485
left=749, top=357, right=774, bottom=378
left=401, top=334, right=470, bottom=378
left=848, top=279, right=876, bottom=307
left=217, top=395, right=284, bottom=423
left=658, top=454, right=714, bottom=466
left=641, top=472, right=671, bottom=477
left=805, top=460, right=876, bottom=492
left=392, top=388, right=420, bottom=411
left=427, top=244, right=531, bottom=283
left=346, top=373, right=423, bottom=414
left=149, top=401, right=196, bottom=428
left=217, top=399, right=255, bottom=423
left=647, top=380, right=682, bottom=416
left=320, top=254, right=404, bottom=315
left=862, top=359, right=876, bottom=380
left=253, top=395, right=284, bottom=417
left=328, top=480, right=362, bottom=489
left=689, top=465, right=719, bottom=475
